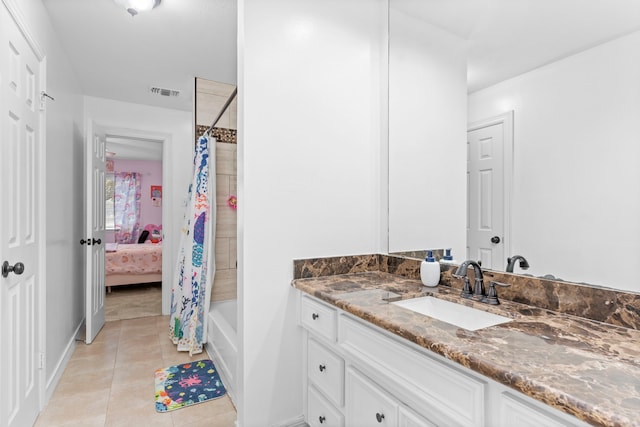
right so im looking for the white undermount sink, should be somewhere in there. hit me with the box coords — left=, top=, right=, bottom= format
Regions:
left=392, top=296, right=512, bottom=331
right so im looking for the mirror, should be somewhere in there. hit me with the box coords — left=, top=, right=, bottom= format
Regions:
left=388, top=0, right=640, bottom=293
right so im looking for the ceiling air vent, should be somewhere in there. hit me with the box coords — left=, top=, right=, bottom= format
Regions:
left=150, top=86, right=180, bottom=97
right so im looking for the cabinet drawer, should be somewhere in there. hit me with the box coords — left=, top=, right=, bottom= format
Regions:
left=301, top=295, right=337, bottom=342
left=308, top=338, right=344, bottom=407
left=308, top=384, right=344, bottom=427
left=339, top=314, right=485, bottom=427
left=346, top=367, right=398, bottom=427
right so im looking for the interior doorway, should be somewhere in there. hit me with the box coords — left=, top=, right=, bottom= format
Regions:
left=101, top=129, right=167, bottom=322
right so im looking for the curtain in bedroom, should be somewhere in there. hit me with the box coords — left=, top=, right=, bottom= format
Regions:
left=169, top=133, right=216, bottom=356
left=114, top=172, right=142, bottom=244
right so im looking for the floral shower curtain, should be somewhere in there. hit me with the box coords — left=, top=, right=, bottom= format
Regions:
left=114, top=172, right=141, bottom=244
left=169, top=133, right=216, bottom=355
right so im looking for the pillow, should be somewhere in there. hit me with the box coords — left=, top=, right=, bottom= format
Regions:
left=144, top=223, right=162, bottom=243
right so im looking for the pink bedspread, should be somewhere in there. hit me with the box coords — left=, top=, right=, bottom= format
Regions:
left=106, top=243, right=162, bottom=275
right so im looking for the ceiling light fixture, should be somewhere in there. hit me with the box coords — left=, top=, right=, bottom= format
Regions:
left=114, top=0, right=161, bottom=17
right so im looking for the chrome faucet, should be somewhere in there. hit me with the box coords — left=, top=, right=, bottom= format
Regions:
left=453, top=260, right=510, bottom=305
left=506, top=255, right=529, bottom=273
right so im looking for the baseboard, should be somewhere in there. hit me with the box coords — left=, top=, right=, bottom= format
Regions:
left=43, top=319, right=83, bottom=404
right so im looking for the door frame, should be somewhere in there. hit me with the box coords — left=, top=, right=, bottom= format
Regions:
left=1, top=0, right=47, bottom=417
left=467, top=111, right=514, bottom=265
left=93, top=124, right=171, bottom=314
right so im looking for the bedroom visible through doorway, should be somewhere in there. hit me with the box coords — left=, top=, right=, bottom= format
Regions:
left=104, top=133, right=165, bottom=321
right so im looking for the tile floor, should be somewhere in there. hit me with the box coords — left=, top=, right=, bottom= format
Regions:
left=34, top=316, right=237, bottom=427
left=105, top=283, right=162, bottom=322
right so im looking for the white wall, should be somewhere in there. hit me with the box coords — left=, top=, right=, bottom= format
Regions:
left=469, top=31, right=640, bottom=292
left=83, top=96, right=193, bottom=312
left=10, top=0, right=85, bottom=397
left=238, top=0, right=387, bottom=424
left=388, top=6, right=468, bottom=257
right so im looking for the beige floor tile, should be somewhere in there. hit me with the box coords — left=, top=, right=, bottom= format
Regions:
left=36, top=314, right=236, bottom=427
left=178, top=411, right=236, bottom=427
left=105, top=283, right=162, bottom=322
left=34, top=413, right=107, bottom=427
left=105, top=412, right=173, bottom=427
left=93, top=321, right=122, bottom=340
left=54, top=367, right=114, bottom=396
left=107, top=383, right=156, bottom=416
left=36, top=389, right=110, bottom=425
left=73, top=340, right=119, bottom=358
left=162, top=351, right=207, bottom=367
left=169, top=395, right=235, bottom=426
left=62, top=352, right=117, bottom=375
left=115, top=341, right=163, bottom=366
left=112, top=358, right=166, bottom=386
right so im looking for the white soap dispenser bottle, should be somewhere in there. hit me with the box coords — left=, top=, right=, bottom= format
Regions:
left=420, top=250, right=440, bottom=287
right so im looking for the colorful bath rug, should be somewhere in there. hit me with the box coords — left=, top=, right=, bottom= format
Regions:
left=154, top=359, right=226, bottom=412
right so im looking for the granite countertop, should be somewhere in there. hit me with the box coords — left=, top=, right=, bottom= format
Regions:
left=292, top=271, right=640, bottom=427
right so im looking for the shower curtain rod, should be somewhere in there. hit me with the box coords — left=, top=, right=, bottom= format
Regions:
left=205, top=86, right=238, bottom=135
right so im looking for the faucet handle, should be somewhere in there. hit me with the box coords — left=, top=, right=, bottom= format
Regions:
left=485, top=281, right=510, bottom=305
left=460, top=277, right=473, bottom=299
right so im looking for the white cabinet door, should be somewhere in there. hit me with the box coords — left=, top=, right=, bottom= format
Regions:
left=498, top=392, right=577, bottom=427
left=346, top=367, right=398, bottom=427
left=399, top=406, right=437, bottom=427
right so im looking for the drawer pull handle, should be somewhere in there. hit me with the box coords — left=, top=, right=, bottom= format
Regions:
left=318, top=364, right=326, bottom=372
left=376, top=412, right=385, bottom=423
left=312, top=313, right=319, bottom=320
left=318, top=415, right=326, bottom=424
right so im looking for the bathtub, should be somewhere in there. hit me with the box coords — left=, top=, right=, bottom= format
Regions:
left=206, top=299, right=237, bottom=404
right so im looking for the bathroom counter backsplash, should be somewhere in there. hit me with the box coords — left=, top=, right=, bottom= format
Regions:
left=293, top=253, right=640, bottom=330
left=292, top=253, right=640, bottom=427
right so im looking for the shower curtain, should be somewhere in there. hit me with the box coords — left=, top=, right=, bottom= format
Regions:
left=114, top=172, right=141, bottom=243
left=169, top=133, right=216, bottom=355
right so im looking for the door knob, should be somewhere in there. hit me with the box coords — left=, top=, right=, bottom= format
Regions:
left=80, top=238, right=87, bottom=245
left=2, top=261, right=24, bottom=278
left=491, top=236, right=501, bottom=244
left=92, top=238, right=102, bottom=245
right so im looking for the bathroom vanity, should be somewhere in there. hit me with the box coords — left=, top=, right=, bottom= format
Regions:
left=292, top=255, right=640, bottom=427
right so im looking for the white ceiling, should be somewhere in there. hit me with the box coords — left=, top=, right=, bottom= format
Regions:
left=42, top=0, right=237, bottom=112
left=42, top=0, right=640, bottom=108
left=393, top=0, right=640, bottom=92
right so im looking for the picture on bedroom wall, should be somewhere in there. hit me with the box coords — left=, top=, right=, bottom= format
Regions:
left=151, top=185, right=162, bottom=207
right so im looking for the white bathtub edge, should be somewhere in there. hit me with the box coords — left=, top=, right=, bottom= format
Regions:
left=206, top=306, right=237, bottom=406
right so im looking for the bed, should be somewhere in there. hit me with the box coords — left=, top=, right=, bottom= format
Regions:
left=105, top=242, right=163, bottom=291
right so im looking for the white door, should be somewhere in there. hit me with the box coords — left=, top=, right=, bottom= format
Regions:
left=84, top=120, right=106, bottom=343
left=0, top=2, right=43, bottom=426
left=467, top=122, right=505, bottom=270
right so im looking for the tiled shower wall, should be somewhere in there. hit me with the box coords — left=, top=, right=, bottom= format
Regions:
left=195, top=78, right=237, bottom=302
left=212, top=140, right=237, bottom=301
